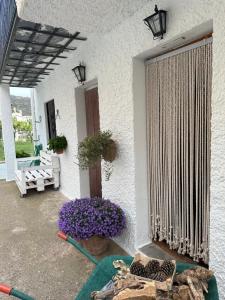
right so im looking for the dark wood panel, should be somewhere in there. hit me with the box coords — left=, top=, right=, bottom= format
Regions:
left=85, top=87, right=102, bottom=198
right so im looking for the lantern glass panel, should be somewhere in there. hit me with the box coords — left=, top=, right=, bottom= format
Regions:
left=161, top=12, right=166, bottom=33
left=79, top=66, right=85, bottom=81
left=75, top=68, right=80, bottom=78
left=74, top=68, right=81, bottom=82
left=151, top=14, right=161, bottom=36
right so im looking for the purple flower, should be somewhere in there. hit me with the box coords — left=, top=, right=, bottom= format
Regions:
left=58, top=198, right=126, bottom=240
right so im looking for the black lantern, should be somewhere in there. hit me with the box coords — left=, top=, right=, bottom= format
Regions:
left=144, top=5, right=167, bottom=39
left=72, top=63, right=86, bottom=84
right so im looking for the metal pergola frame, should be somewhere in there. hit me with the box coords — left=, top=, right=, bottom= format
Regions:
left=0, top=2, right=87, bottom=88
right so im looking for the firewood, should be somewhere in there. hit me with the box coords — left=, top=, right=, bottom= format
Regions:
left=91, top=274, right=171, bottom=300
left=200, top=281, right=208, bottom=293
left=113, top=260, right=130, bottom=278
left=173, top=266, right=213, bottom=300
left=175, top=267, right=213, bottom=283
left=186, top=276, right=203, bottom=300
left=172, top=285, right=191, bottom=300
left=113, top=280, right=156, bottom=300
left=91, top=277, right=155, bottom=300
left=92, top=261, right=213, bottom=300
left=91, top=288, right=114, bottom=299
left=127, top=274, right=171, bottom=292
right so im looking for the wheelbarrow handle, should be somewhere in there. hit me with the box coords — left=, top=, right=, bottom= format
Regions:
left=0, top=284, right=35, bottom=300
left=57, top=231, right=98, bottom=265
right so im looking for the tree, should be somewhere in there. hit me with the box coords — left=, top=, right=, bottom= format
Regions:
left=13, top=118, right=33, bottom=141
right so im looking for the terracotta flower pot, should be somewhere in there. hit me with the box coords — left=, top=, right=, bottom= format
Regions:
left=55, top=148, right=64, bottom=154
left=81, top=236, right=109, bottom=256
left=102, top=139, right=117, bottom=162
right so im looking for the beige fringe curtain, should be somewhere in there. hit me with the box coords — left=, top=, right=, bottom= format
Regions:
left=146, top=42, right=212, bottom=263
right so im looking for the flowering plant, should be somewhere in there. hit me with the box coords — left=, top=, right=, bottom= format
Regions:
left=58, top=198, right=126, bottom=240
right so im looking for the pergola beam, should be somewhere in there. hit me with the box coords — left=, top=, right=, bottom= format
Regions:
left=11, top=49, right=67, bottom=58
left=5, top=70, right=50, bottom=75
left=2, top=78, right=41, bottom=82
left=14, top=38, right=76, bottom=51
left=3, top=75, right=44, bottom=80
left=6, top=64, right=54, bottom=71
left=17, top=27, right=87, bottom=40
left=10, top=84, right=37, bottom=87
left=8, top=57, right=60, bottom=65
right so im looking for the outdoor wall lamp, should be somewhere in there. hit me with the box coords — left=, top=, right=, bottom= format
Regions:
left=144, top=5, right=167, bottom=39
left=72, top=63, right=86, bottom=84
left=35, top=115, right=42, bottom=123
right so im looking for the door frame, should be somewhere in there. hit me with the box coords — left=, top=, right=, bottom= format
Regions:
left=74, top=78, right=99, bottom=198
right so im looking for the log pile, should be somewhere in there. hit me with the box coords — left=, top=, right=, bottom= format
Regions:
left=91, top=257, right=214, bottom=300
left=91, top=274, right=170, bottom=299
left=173, top=267, right=213, bottom=300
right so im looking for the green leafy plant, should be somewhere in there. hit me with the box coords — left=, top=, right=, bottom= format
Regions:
left=77, top=130, right=117, bottom=172
left=48, top=135, right=68, bottom=153
left=16, top=150, right=30, bottom=158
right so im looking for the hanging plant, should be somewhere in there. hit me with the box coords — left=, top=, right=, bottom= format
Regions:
left=48, top=135, right=68, bottom=154
left=77, top=130, right=117, bottom=180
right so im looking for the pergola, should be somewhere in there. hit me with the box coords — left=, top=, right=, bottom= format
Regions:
left=0, top=19, right=86, bottom=88
left=0, top=0, right=87, bottom=180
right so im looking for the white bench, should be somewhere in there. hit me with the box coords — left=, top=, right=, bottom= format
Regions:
left=15, top=150, right=60, bottom=197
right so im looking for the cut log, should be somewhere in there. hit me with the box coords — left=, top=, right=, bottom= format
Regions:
left=175, top=267, right=213, bottom=284
left=172, top=285, right=191, bottom=300
left=113, top=280, right=156, bottom=300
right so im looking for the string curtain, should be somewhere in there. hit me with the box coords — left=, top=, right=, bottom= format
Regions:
left=146, top=42, right=212, bottom=263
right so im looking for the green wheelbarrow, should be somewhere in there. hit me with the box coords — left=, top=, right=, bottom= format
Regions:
left=0, top=231, right=219, bottom=299
left=57, top=232, right=219, bottom=300
left=0, top=285, right=34, bottom=300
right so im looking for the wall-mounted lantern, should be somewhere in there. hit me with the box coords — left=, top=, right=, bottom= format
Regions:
left=72, top=63, right=86, bottom=84
left=35, top=115, right=42, bottom=123
left=144, top=5, right=167, bottom=39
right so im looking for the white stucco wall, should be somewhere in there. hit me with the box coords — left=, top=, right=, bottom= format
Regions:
left=18, top=0, right=225, bottom=296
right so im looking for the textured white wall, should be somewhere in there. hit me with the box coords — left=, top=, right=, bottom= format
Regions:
left=19, top=0, right=225, bottom=296
left=15, top=0, right=149, bottom=35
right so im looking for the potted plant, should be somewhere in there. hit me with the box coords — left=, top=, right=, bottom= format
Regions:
left=58, top=198, right=126, bottom=255
left=77, top=130, right=117, bottom=180
left=48, top=135, right=68, bottom=154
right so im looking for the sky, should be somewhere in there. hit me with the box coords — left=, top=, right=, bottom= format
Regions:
left=10, top=87, right=32, bottom=97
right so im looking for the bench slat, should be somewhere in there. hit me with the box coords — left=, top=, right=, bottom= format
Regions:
left=32, top=170, right=44, bottom=179
left=38, top=169, right=52, bottom=179
left=25, top=171, right=35, bottom=182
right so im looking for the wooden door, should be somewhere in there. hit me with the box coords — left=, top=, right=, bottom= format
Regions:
left=46, top=100, right=56, bottom=140
left=85, top=87, right=102, bottom=197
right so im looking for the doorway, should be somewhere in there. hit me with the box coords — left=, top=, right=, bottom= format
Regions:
left=46, top=99, right=56, bottom=140
left=85, top=87, right=102, bottom=197
left=146, top=38, right=212, bottom=264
